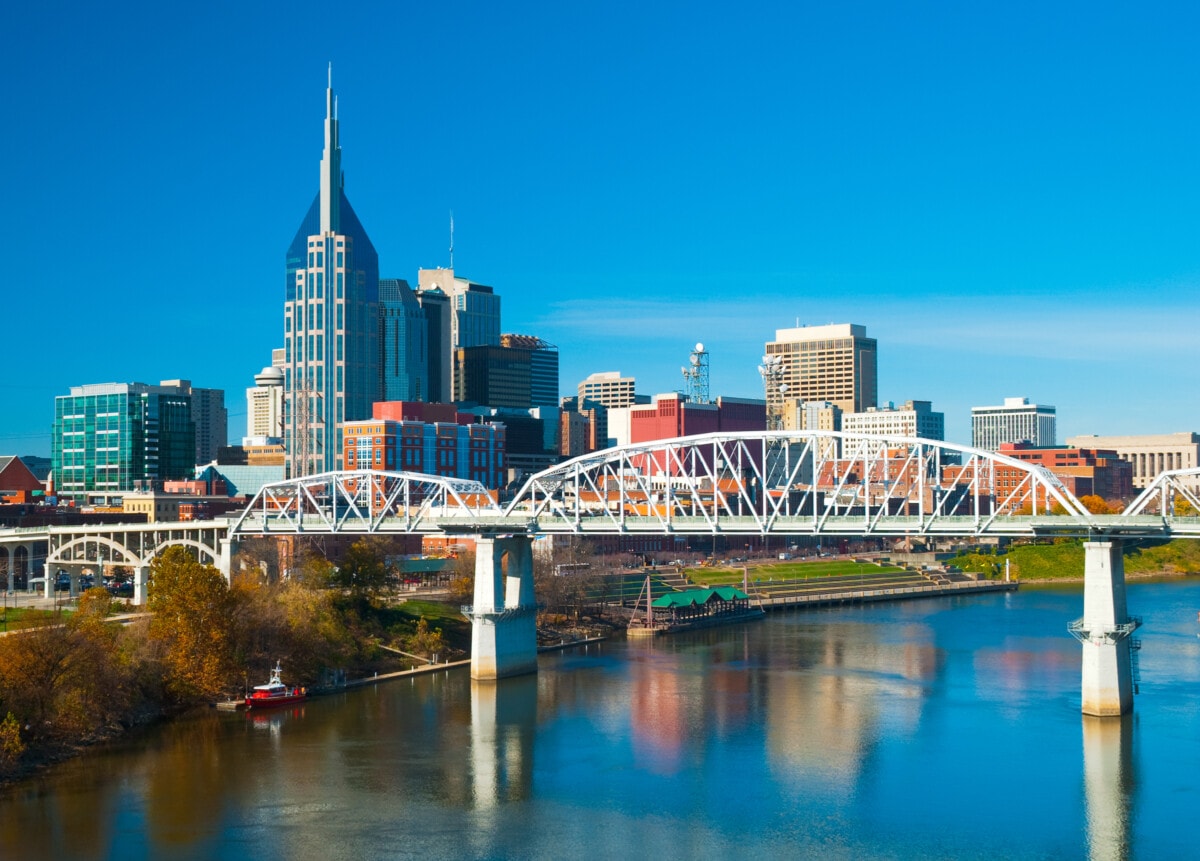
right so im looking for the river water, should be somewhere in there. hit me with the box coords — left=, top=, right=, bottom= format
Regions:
left=1, top=580, right=1198, bottom=860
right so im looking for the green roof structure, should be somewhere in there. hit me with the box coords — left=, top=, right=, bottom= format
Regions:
left=652, top=587, right=749, bottom=609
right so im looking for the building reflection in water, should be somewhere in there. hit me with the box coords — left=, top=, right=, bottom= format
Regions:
left=765, top=620, right=940, bottom=795
left=1083, top=715, right=1135, bottom=861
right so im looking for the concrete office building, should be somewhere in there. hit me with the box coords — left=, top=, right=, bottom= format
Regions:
left=283, top=69, right=380, bottom=476
left=245, top=365, right=285, bottom=444
left=843, top=400, right=944, bottom=441
left=764, top=324, right=877, bottom=415
left=971, top=397, right=1056, bottom=451
left=578, top=372, right=638, bottom=409
left=1065, top=432, right=1200, bottom=489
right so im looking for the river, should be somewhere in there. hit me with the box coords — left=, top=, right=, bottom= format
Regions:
left=1, top=580, right=1198, bottom=860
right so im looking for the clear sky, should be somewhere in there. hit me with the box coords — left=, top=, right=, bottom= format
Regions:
left=3, top=1, right=1199, bottom=456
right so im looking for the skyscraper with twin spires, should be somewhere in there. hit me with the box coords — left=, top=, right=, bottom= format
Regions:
left=283, top=68, right=380, bottom=476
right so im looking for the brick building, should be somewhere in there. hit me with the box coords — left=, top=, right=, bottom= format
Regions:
left=342, top=401, right=505, bottom=488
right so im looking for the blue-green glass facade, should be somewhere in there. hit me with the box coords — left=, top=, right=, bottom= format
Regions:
left=380, top=278, right=428, bottom=401
left=52, top=383, right=195, bottom=500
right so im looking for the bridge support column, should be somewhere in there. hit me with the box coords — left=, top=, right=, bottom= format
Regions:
left=468, top=536, right=537, bottom=680
left=132, top=566, right=150, bottom=607
left=43, top=568, right=55, bottom=600
left=217, top=538, right=235, bottom=583
left=1072, top=540, right=1139, bottom=717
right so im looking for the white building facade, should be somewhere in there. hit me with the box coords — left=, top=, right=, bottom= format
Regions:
left=971, top=397, right=1056, bottom=451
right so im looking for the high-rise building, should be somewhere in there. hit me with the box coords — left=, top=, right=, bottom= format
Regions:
left=578, top=371, right=637, bottom=409
left=245, top=365, right=285, bottom=444
left=502, top=334, right=559, bottom=408
left=971, top=397, right=1056, bottom=451
left=417, top=268, right=501, bottom=398
left=843, top=400, right=944, bottom=441
left=161, top=379, right=227, bottom=463
left=415, top=287, right=451, bottom=403
left=379, top=278, right=428, bottom=402
left=455, top=345, right=532, bottom=408
left=283, top=69, right=380, bottom=477
left=52, top=382, right=196, bottom=501
left=764, top=324, right=878, bottom=415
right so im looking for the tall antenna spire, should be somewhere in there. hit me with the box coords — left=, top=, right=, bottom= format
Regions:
left=449, top=210, right=455, bottom=269
left=320, top=63, right=341, bottom=234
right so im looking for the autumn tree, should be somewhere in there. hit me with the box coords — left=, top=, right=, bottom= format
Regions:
left=147, top=547, right=235, bottom=702
left=448, top=549, right=476, bottom=605
left=330, top=539, right=391, bottom=600
left=404, top=617, right=446, bottom=662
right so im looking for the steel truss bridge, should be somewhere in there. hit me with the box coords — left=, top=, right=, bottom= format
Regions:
left=6, top=431, right=1198, bottom=715
left=230, top=432, right=1200, bottom=539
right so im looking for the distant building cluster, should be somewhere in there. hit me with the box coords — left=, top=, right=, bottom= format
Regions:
left=10, top=72, right=1191, bottom=524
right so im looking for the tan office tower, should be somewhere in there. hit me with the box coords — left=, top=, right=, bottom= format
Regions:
left=763, top=324, right=877, bottom=416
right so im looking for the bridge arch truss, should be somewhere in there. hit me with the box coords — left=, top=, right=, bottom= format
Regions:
left=504, top=431, right=1101, bottom=537
left=231, top=469, right=502, bottom=536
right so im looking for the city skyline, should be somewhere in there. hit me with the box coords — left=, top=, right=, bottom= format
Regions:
left=5, top=3, right=1200, bottom=457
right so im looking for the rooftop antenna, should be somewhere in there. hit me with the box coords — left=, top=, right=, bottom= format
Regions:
left=449, top=210, right=455, bottom=270
left=681, top=342, right=710, bottom=404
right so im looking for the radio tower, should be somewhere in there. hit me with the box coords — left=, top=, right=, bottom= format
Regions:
left=681, top=342, right=710, bottom=404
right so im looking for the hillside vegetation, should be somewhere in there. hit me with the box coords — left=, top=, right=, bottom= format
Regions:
left=954, top=539, right=1200, bottom=581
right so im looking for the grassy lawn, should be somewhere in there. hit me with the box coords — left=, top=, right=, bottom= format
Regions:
left=954, top=539, right=1200, bottom=581
left=693, top=560, right=907, bottom=587
left=0, top=607, right=69, bottom=631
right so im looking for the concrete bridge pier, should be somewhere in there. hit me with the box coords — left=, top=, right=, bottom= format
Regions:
left=217, top=538, right=235, bottom=582
left=1073, top=539, right=1139, bottom=717
left=132, top=566, right=150, bottom=607
left=468, top=535, right=538, bottom=680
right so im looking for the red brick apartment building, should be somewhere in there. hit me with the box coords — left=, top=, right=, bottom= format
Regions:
left=342, top=402, right=505, bottom=488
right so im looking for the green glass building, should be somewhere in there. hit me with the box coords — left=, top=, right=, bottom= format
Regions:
left=52, top=383, right=195, bottom=502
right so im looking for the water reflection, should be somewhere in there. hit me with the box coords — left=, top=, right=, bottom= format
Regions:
left=469, top=677, right=536, bottom=808
left=1083, top=715, right=1135, bottom=861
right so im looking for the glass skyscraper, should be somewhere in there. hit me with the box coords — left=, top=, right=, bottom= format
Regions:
left=52, top=383, right=195, bottom=501
left=379, top=278, right=428, bottom=402
left=283, top=68, right=379, bottom=476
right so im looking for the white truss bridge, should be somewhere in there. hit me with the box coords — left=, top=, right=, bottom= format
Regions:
left=229, top=432, right=1200, bottom=539
left=5, top=431, right=1196, bottom=712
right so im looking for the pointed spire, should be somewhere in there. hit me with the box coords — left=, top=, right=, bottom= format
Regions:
left=319, top=64, right=341, bottom=234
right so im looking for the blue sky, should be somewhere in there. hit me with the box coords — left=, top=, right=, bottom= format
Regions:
left=3, top=1, right=1199, bottom=456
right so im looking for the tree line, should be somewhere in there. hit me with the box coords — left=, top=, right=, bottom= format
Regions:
left=0, top=539, right=455, bottom=780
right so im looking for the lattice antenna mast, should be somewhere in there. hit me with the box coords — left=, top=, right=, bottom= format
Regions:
left=449, top=210, right=454, bottom=269
left=680, top=342, right=710, bottom=404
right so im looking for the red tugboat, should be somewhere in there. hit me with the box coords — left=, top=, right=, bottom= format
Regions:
left=245, top=662, right=307, bottom=710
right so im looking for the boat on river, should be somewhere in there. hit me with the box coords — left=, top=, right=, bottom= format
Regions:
left=245, top=662, right=307, bottom=710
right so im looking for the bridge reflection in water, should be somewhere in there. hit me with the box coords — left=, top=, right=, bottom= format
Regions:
left=1083, top=715, right=1135, bottom=861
